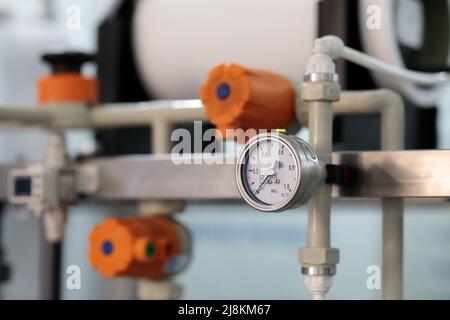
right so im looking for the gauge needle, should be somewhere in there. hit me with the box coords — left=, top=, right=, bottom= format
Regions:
left=255, top=160, right=279, bottom=194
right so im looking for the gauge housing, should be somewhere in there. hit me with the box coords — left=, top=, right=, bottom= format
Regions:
left=236, top=132, right=321, bottom=212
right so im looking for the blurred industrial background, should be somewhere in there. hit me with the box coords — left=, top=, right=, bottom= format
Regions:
left=0, top=0, right=450, bottom=299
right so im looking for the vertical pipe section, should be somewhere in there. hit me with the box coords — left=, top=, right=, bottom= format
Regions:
left=307, top=101, right=333, bottom=248
left=299, top=76, right=340, bottom=300
left=380, top=92, right=404, bottom=300
left=299, top=89, right=405, bottom=299
left=381, top=198, right=404, bottom=299
left=152, top=119, right=171, bottom=154
left=137, top=113, right=183, bottom=300
left=328, top=90, right=405, bottom=299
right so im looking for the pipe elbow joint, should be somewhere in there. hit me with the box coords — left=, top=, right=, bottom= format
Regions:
left=312, top=35, right=345, bottom=59
left=376, top=89, right=405, bottom=123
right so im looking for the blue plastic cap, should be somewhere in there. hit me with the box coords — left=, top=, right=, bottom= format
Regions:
left=102, top=241, right=114, bottom=255
left=216, top=83, right=231, bottom=100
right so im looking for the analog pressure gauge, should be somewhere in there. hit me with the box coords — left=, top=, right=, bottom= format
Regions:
left=236, top=132, right=321, bottom=212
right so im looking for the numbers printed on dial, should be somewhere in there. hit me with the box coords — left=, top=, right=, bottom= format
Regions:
left=244, top=139, right=298, bottom=206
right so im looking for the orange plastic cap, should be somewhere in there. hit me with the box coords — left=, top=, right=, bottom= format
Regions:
left=200, top=63, right=295, bottom=140
left=38, top=73, right=97, bottom=104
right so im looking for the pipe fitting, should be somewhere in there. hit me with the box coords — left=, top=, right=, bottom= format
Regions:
left=304, top=73, right=339, bottom=83
left=312, top=35, right=345, bottom=58
left=301, top=81, right=341, bottom=102
left=137, top=279, right=183, bottom=300
left=138, top=200, right=185, bottom=216
left=303, top=274, right=334, bottom=300
left=301, top=265, right=336, bottom=276
left=299, top=247, right=340, bottom=266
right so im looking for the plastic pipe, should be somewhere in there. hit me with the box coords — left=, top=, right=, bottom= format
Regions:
left=333, top=90, right=405, bottom=150
left=341, top=46, right=449, bottom=85
left=311, top=35, right=450, bottom=86
left=0, top=100, right=205, bottom=132
left=307, top=100, right=333, bottom=248
left=298, top=89, right=405, bottom=299
left=299, top=74, right=340, bottom=301
left=124, top=102, right=195, bottom=300
left=338, top=90, right=405, bottom=300
left=0, top=100, right=206, bottom=153
left=0, top=107, right=52, bottom=126
left=299, top=37, right=342, bottom=300
left=90, top=100, right=206, bottom=127
left=90, top=100, right=206, bottom=154
left=381, top=198, right=403, bottom=299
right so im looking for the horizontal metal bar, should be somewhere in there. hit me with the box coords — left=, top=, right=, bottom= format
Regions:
left=332, top=150, right=450, bottom=198
left=1, top=150, right=450, bottom=201
left=85, top=150, right=450, bottom=200
left=86, top=155, right=240, bottom=200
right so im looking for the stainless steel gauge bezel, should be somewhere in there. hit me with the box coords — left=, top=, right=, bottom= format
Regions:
left=235, top=132, right=321, bottom=212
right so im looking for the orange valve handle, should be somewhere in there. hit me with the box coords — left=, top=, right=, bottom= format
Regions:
left=200, top=63, right=295, bottom=140
left=38, top=52, right=97, bottom=104
left=88, top=216, right=191, bottom=280
left=38, top=74, right=97, bottom=104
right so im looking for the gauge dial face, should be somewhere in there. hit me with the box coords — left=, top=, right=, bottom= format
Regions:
left=242, top=138, right=300, bottom=207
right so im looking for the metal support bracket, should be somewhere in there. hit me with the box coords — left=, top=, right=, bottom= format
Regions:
left=1, top=150, right=450, bottom=201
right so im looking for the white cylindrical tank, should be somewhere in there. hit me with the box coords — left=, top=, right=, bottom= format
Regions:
left=132, top=0, right=319, bottom=99
left=133, top=0, right=450, bottom=107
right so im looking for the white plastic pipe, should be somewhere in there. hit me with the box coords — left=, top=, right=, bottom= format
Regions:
left=90, top=100, right=206, bottom=127
left=307, top=100, right=333, bottom=248
left=308, top=35, right=407, bottom=299
left=131, top=101, right=191, bottom=301
left=341, top=46, right=449, bottom=86
left=0, top=107, right=52, bottom=126
left=90, top=100, right=207, bottom=154
left=358, top=0, right=449, bottom=107
left=333, top=90, right=405, bottom=150
left=329, top=90, right=405, bottom=300
left=312, top=35, right=450, bottom=86
left=0, top=100, right=207, bottom=153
